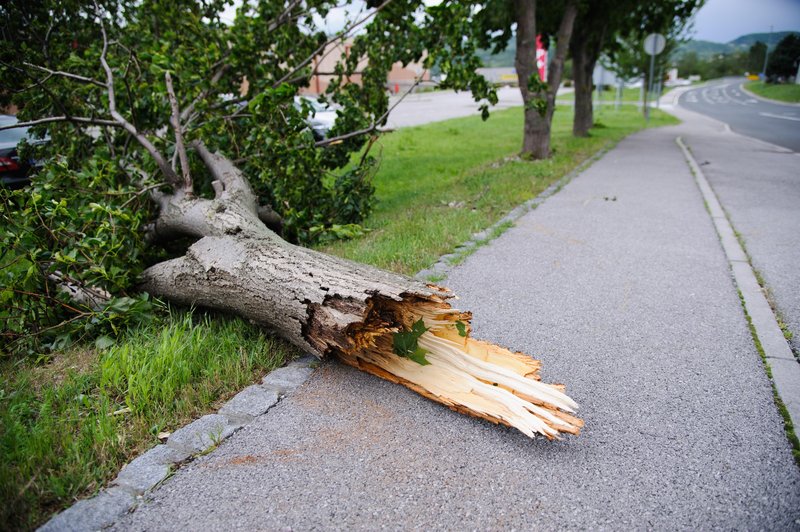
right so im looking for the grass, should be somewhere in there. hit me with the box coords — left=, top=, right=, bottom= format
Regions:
left=0, top=310, right=296, bottom=530
left=319, top=104, right=678, bottom=275
left=745, top=81, right=800, bottom=103
left=3, top=102, right=677, bottom=530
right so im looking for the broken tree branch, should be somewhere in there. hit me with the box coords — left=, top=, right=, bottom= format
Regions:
left=139, top=148, right=582, bottom=440
left=272, top=0, right=394, bottom=88
left=48, top=271, right=112, bottom=310
left=0, top=116, right=121, bottom=131
left=95, top=10, right=181, bottom=186
left=165, top=72, right=192, bottom=192
left=22, top=62, right=106, bottom=87
left=315, top=74, right=425, bottom=147
left=180, top=61, right=231, bottom=125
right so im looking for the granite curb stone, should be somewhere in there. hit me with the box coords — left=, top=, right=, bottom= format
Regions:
left=261, top=365, right=315, bottom=393
left=38, top=487, right=136, bottom=532
left=113, top=444, right=189, bottom=495
left=165, top=414, right=241, bottom=455
left=219, top=385, right=280, bottom=421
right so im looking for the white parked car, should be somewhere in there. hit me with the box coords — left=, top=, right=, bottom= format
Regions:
left=294, top=96, right=338, bottom=141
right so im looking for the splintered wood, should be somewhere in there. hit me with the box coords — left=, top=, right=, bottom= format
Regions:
left=337, top=290, right=583, bottom=440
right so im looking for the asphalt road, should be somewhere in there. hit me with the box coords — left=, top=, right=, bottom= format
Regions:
left=111, top=113, right=800, bottom=530
left=678, top=77, right=800, bottom=152
left=385, top=86, right=573, bottom=129
left=384, top=86, right=522, bottom=129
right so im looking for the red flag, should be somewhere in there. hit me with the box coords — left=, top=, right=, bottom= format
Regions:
left=536, top=35, right=547, bottom=81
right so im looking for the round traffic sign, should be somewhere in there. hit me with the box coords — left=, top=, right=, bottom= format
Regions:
left=643, top=33, right=666, bottom=56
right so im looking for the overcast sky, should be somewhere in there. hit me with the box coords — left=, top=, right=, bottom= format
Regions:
left=691, top=0, right=800, bottom=42
left=220, top=0, right=799, bottom=44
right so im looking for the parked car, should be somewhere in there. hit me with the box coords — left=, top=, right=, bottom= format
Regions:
left=293, top=96, right=338, bottom=141
left=0, top=115, right=48, bottom=189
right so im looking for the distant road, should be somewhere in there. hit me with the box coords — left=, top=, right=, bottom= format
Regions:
left=385, top=86, right=574, bottom=129
left=678, top=78, right=800, bottom=152
left=385, top=86, right=522, bottom=129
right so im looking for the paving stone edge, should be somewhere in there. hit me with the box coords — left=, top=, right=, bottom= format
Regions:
left=37, top=355, right=319, bottom=532
left=677, top=136, right=800, bottom=445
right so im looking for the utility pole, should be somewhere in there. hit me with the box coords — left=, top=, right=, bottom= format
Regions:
left=761, top=25, right=773, bottom=79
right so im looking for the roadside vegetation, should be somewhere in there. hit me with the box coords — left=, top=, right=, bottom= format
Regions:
left=0, top=312, right=296, bottom=530
left=745, top=81, right=800, bottom=103
left=674, top=32, right=799, bottom=84
left=1, top=103, right=677, bottom=529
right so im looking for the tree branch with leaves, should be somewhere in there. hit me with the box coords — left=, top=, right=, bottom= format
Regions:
left=0, top=0, right=580, bottom=440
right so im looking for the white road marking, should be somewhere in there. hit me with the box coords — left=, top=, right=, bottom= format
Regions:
left=759, top=112, right=800, bottom=122
left=722, top=84, right=747, bottom=105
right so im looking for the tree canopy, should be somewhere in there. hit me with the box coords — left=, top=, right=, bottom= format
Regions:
left=0, top=0, right=496, bottom=353
left=766, top=33, right=800, bottom=82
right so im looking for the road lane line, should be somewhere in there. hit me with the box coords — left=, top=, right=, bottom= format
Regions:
left=759, top=112, right=800, bottom=122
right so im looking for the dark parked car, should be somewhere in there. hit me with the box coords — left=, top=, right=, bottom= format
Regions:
left=0, top=115, right=47, bottom=189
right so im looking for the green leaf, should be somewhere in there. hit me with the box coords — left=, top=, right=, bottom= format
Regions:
left=410, top=319, right=428, bottom=336
left=392, top=318, right=430, bottom=365
left=408, top=347, right=431, bottom=366
left=455, top=320, right=467, bottom=337
left=95, top=335, right=115, bottom=349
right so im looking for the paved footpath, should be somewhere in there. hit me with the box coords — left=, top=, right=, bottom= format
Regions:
left=111, top=115, right=800, bottom=530
left=671, top=103, right=800, bottom=359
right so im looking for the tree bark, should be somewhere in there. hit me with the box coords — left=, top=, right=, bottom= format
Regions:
left=571, top=35, right=594, bottom=137
left=570, top=23, right=605, bottom=137
left=139, top=144, right=582, bottom=440
left=514, top=0, right=577, bottom=159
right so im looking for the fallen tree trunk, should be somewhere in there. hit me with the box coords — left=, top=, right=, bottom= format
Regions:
left=140, top=144, right=582, bottom=439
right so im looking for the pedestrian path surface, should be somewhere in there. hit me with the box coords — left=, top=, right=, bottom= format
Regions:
left=673, top=105, right=800, bottom=358
left=112, top=120, right=800, bottom=530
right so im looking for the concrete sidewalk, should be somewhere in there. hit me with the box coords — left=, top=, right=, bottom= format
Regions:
left=109, top=116, right=800, bottom=530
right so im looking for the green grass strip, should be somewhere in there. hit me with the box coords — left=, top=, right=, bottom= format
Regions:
left=745, top=81, right=800, bottom=103
left=0, top=311, right=295, bottom=530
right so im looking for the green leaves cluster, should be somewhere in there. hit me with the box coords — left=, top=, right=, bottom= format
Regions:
left=392, top=319, right=431, bottom=366
left=525, top=73, right=549, bottom=117
left=0, top=0, right=501, bottom=354
left=1, top=155, right=158, bottom=355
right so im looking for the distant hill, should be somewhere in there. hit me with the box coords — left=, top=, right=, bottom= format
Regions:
left=729, top=31, right=798, bottom=47
left=476, top=31, right=800, bottom=66
left=676, top=39, right=732, bottom=58
left=675, top=31, right=799, bottom=59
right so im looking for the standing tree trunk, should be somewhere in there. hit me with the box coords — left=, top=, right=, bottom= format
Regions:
left=571, top=33, right=595, bottom=136
left=140, top=143, right=582, bottom=440
left=514, top=0, right=578, bottom=159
